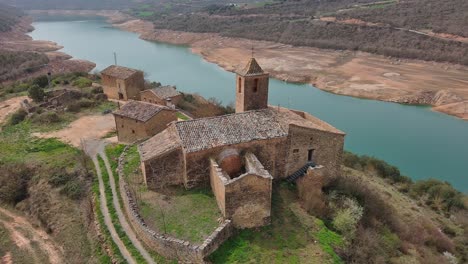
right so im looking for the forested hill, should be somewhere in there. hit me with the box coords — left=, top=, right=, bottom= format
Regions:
left=0, top=3, right=23, bottom=32
left=0, top=0, right=134, bottom=10
left=132, top=0, right=468, bottom=66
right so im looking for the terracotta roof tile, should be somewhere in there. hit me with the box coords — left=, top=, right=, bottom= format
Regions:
left=101, top=65, right=139, bottom=80
left=139, top=126, right=181, bottom=161
left=113, top=101, right=171, bottom=122
left=175, top=109, right=287, bottom=153
left=148, top=86, right=181, bottom=99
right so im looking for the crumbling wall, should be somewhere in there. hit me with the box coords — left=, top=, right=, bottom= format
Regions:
left=185, top=137, right=286, bottom=188
left=124, top=72, right=144, bottom=101
left=297, top=166, right=326, bottom=216
left=209, top=153, right=272, bottom=228
left=118, top=145, right=234, bottom=263
left=142, top=147, right=185, bottom=190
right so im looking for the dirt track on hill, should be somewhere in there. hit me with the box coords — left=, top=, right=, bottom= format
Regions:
left=0, top=207, right=63, bottom=264
left=0, top=96, right=28, bottom=126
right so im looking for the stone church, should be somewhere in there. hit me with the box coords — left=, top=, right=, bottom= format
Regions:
left=138, top=58, right=345, bottom=228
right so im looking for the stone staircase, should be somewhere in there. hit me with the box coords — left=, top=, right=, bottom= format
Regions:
left=285, top=162, right=316, bottom=183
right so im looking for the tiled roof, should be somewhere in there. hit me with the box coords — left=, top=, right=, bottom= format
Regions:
left=113, top=101, right=171, bottom=122
left=175, top=109, right=288, bottom=153
left=139, top=126, right=181, bottom=161
left=148, top=86, right=181, bottom=99
left=101, top=65, right=139, bottom=80
left=273, top=106, right=345, bottom=135
left=238, top=58, right=265, bottom=76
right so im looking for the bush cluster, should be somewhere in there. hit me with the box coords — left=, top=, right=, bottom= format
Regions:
left=0, top=163, right=32, bottom=204
left=343, top=151, right=412, bottom=184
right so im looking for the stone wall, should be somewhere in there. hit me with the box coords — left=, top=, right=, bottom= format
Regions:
left=102, top=71, right=144, bottom=101
left=142, top=147, right=185, bottom=191
left=118, top=145, right=234, bottom=263
left=235, top=73, right=269, bottom=113
left=184, top=137, right=286, bottom=188
left=114, top=110, right=176, bottom=143
left=285, top=124, right=344, bottom=181
left=209, top=153, right=273, bottom=228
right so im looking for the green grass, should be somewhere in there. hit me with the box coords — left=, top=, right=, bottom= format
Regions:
left=138, top=11, right=154, bottom=17
left=97, top=156, right=148, bottom=263
left=92, top=175, right=126, bottom=264
left=315, top=219, right=344, bottom=264
left=208, top=185, right=343, bottom=263
left=72, top=77, right=92, bottom=88
left=176, top=112, right=189, bottom=120
left=103, top=144, right=173, bottom=263
left=122, top=145, right=141, bottom=179
left=115, top=144, right=220, bottom=243
left=139, top=187, right=221, bottom=243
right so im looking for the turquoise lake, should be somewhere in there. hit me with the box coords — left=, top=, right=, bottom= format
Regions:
left=28, top=19, right=468, bottom=192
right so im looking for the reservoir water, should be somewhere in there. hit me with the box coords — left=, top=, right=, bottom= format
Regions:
left=29, top=19, right=468, bottom=192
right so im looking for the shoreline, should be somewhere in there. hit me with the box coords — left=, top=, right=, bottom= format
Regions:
left=27, top=10, right=468, bottom=121
left=0, top=16, right=96, bottom=84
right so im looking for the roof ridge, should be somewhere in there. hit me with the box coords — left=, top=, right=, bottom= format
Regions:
left=239, top=58, right=265, bottom=76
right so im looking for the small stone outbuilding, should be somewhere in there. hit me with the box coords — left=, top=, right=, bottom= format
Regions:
left=113, top=101, right=177, bottom=143
left=140, top=86, right=182, bottom=107
left=101, top=65, right=144, bottom=101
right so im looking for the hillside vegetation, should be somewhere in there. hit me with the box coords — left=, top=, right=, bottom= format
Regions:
left=0, top=3, right=22, bottom=32
left=134, top=0, right=468, bottom=65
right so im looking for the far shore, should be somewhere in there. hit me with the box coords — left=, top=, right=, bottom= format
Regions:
left=26, top=10, right=468, bottom=121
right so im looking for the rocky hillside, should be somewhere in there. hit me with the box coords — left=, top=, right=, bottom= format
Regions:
left=132, top=0, right=468, bottom=66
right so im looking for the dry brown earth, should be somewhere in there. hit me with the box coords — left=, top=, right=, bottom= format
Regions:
left=33, top=114, right=116, bottom=147
left=0, top=96, right=28, bottom=125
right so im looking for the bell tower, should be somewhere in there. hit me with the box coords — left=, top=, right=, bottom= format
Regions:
left=235, top=58, right=269, bottom=113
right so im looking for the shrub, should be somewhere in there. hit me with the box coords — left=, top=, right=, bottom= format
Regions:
left=91, top=86, right=103, bottom=94
left=78, top=98, right=95, bottom=108
left=67, top=103, right=81, bottom=113
left=410, top=179, right=465, bottom=212
left=0, top=163, right=32, bottom=204
left=60, top=180, right=84, bottom=200
left=343, top=151, right=412, bottom=184
left=28, top=84, right=45, bottom=102
left=72, top=77, right=92, bottom=88
left=32, top=75, right=49, bottom=88
left=31, top=111, right=61, bottom=124
left=332, top=198, right=364, bottom=240
left=8, top=109, right=27, bottom=125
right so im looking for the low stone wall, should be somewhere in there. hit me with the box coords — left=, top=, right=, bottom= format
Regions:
left=117, top=145, right=234, bottom=263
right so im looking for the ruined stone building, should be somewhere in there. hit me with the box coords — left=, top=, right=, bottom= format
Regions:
left=140, top=85, right=182, bottom=107
left=138, top=58, right=345, bottom=228
left=101, top=65, right=144, bottom=101
left=113, top=101, right=177, bottom=143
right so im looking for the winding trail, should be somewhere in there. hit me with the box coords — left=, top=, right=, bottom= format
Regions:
left=0, top=207, right=63, bottom=264
left=91, top=156, right=136, bottom=264
left=85, top=139, right=155, bottom=264
left=99, top=148, right=156, bottom=264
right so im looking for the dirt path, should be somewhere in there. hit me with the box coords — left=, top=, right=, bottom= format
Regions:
left=85, top=138, right=155, bottom=264
left=0, top=207, right=63, bottom=264
left=0, top=96, right=28, bottom=126
left=91, top=155, right=136, bottom=264
left=33, top=114, right=116, bottom=147
left=99, top=149, right=156, bottom=264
